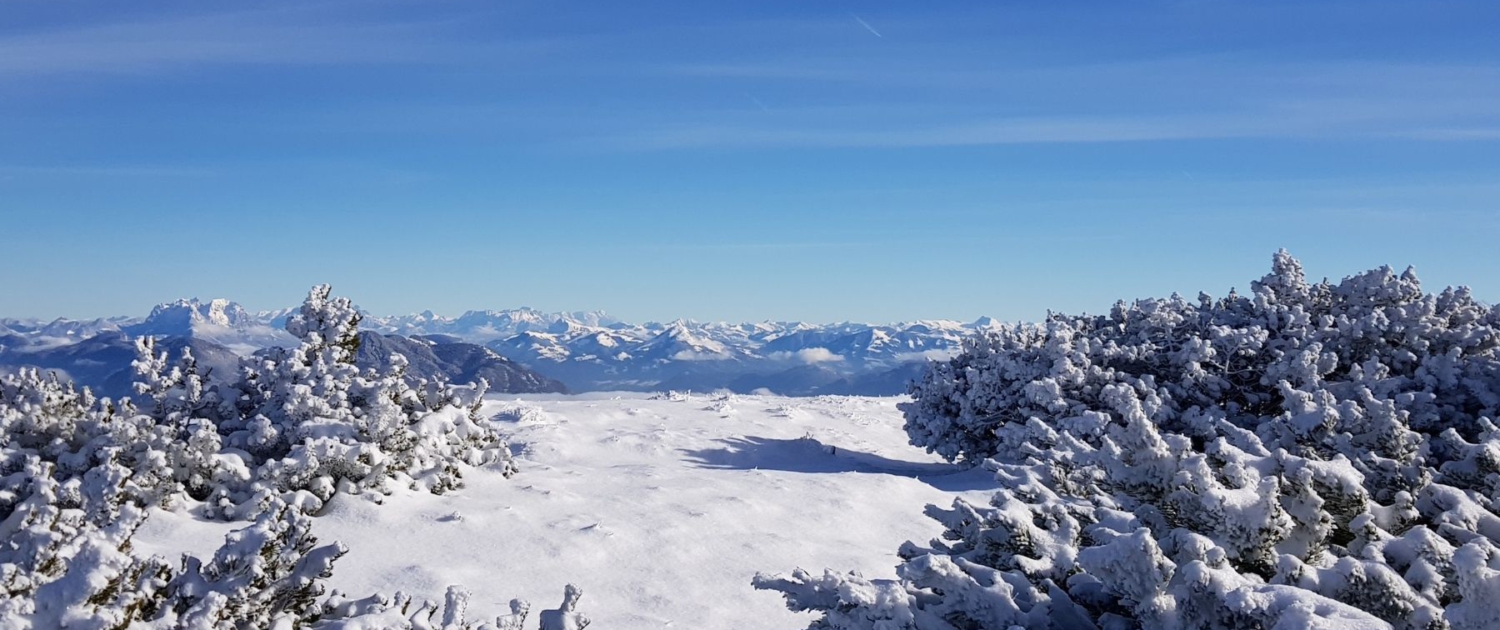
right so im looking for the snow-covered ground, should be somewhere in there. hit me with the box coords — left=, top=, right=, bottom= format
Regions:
left=137, top=392, right=995, bottom=629
left=319, top=392, right=995, bottom=628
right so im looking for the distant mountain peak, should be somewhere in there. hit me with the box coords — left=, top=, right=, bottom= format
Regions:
left=122, top=298, right=296, bottom=352
left=139, top=298, right=252, bottom=332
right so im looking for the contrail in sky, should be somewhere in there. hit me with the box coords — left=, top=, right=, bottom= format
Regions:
left=852, top=14, right=883, bottom=38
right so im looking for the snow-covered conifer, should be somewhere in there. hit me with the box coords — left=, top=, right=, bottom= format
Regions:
left=760, top=251, right=1500, bottom=629
left=0, top=284, right=562, bottom=628
left=204, top=285, right=513, bottom=519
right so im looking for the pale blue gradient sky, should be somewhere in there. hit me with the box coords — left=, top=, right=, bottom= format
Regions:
left=2, top=1, right=1498, bottom=322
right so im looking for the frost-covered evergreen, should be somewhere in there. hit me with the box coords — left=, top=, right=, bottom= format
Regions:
left=0, top=285, right=580, bottom=628
left=5, top=285, right=515, bottom=523
left=0, top=477, right=580, bottom=629
left=202, top=284, right=514, bottom=519
left=758, top=252, right=1500, bottom=630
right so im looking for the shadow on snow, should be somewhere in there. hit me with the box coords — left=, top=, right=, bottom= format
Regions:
left=680, top=435, right=996, bottom=493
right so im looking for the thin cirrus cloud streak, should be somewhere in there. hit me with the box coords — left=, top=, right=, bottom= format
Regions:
left=0, top=9, right=564, bottom=77
left=603, top=56, right=1500, bottom=150
left=6, top=7, right=1496, bottom=153
left=656, top=233, right=1129, bottom=254
left=1403, top=128, right=1500, bottom=141
left=655, top=241, right=886, bottom=252
left=659, top=56, right=1500, bottom=91
left=0, top=164, right=217, bottom=178
left=850, top=15, right=883, bottom=38
left=594, top=109, right=1500, bottom=151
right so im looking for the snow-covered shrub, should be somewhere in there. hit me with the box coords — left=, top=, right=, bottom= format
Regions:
left=649, top=390, right=693, bottom=402
left=0, top=474, right=586, bottom=629
left=0, top=284, right=584, bottom=628
left=758, top=252, right=1500, bottom=629
left=1, top=284, right=514, bottom=522
left=0, top=454, right=169, bottom=627
left=0, top=427, right=336, bottom=627
left=537, top=584, right=591, bottom=630
left=165, top=500, right=347, bottom=627
left=312, top=583, right=586, bottom=630
left=199, top=284, right=513, bottom=519
left=0, top=365, right=227, bottom=513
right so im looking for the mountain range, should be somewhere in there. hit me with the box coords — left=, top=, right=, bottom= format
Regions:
left=0, top=300, right=564, bottom=398
left=1, top=299, right=994, bottom=397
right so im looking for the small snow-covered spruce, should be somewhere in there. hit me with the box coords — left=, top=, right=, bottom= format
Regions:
left=758, top=252, right=1500, bottom=630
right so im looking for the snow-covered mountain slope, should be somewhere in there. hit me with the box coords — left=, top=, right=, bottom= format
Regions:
left=356, top=332, right=569, bottom=394
left=631, top=321, right=746, bottom=363
left=7, top=297, right=996, bottom=395
left=0, top=316, right=130, bottom=350
left=5, top=298, right=294, bottom=355
left=483, top=318, right=974, bottom=394
left=365, top=308, right=619, bottom=343
left=137, top=392, right=994, bottom=630
left=0, top=331, right=242, bottom=398
left=0, top=298, right=291, bottom=397
left=0, top=299, right=567, bottom=396
left=358, top=307, right=985, bottom=393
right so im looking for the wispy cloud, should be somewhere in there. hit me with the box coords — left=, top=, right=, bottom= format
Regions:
left=768, top=347, right=844, bottom=364
left=661, top=241, right=887, bottom=252
left=0, top=164, right=217, bottom=178
left=629, top=55, right=1500, bottom=147
left=0, top=6, right=563, bottom=78
left=894, top=349, right=959, bottom=363
left=597, top=108, right=1500, bottom=150
left=1399, top=127, right=1500, bottom=141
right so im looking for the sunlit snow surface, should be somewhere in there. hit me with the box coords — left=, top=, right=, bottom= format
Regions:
left=141, top=393, right=994, bottom=629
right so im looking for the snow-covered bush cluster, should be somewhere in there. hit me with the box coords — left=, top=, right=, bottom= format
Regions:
left=1, top=285, right=587, bottom=628
left=0, top=454, right=342, bottom=628
left=757, top=252, right=1500, bottom=630
left=131, top=283, right=512, bottom=520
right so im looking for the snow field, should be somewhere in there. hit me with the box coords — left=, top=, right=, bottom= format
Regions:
left=304, top=392, right=993, bottom=629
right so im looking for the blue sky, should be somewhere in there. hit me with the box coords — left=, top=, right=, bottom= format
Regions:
left=3, top=1, right=1498, bottom=323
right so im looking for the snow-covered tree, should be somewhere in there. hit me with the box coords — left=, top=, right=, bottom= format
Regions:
left=758, top=251, right=1500, bottom=630
left=1, top=285, right=580, bottom=628
left=199, top=285, right=513, bottom=519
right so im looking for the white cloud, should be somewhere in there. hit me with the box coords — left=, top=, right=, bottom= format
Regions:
left=768, top=347, right=844, bottom=364
left=894, top=349, right=960, bottom=363
left=671, top=349, right=729, bottom=361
